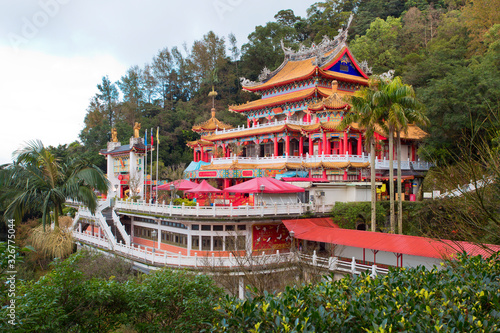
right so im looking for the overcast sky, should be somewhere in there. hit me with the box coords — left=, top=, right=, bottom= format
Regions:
left=0, top=0, right=315, bottom=164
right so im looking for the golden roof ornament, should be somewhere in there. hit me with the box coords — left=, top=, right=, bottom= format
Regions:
left=208, top=86, right=218, bottom=109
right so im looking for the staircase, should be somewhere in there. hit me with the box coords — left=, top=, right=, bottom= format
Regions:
left=102, top=207, right=125, bottom=245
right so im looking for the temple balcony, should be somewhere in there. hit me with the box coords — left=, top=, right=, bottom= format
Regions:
left=212, top=118, right=312, bottom=136
left=210, top=154, right=433, bottom=171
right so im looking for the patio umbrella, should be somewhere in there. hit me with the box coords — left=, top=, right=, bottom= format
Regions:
left=223, top=177, right=304, bottom=193
left=185, top=180, right=222, bottom=193
left=153, top=179, right=198, bottom=191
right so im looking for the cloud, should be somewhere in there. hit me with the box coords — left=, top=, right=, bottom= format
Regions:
left=0, top=46, right=127, bottom=164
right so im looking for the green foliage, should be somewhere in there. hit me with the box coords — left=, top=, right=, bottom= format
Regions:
left=331, top=201, right=386, bottom=230
left=173, top=198, right=196, bottom=206
left=213, top=253, right=500, bottom=332
left=1, top=250, right=223, bottom=332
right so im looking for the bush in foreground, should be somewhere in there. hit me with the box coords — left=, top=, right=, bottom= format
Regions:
left=213, top=253, right=500, bottom=332
left=1, top=251, right=223, bottom=332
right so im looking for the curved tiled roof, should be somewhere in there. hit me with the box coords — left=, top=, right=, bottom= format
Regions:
left=229, top=87, right=332, bottom=113
left=192, top=108, right=233, bottom=133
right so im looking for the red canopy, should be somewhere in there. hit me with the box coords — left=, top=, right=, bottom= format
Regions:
left=185, top=180, right=222, bottom=193
left=154, top=179, right=198, bottom=191
left=223, top=177, right=305, bottom=194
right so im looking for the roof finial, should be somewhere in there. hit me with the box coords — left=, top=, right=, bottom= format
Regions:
left=208, top=85, right=218, bottom=109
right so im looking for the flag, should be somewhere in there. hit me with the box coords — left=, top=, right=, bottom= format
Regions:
left=156, top=127, right=160, bottom=145
left=151, top=128, right=154, bottom=146
left=144, top=128, right=148, bottom=147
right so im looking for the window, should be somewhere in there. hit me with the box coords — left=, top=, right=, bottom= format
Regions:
left=237, top=225, right=246, bottom=231
left=192, top=236, right=200, bottom=250
left=225, top=236, right=235, bottom=251
left=201, top=225, right=211, bottom=231
left=192, top=224, right=199, bottom=230
left=213, top=225, right=223, bottom=231
left=225, top=225, right=234, bottom=231
left=236, top=236, right=246, bottom=250
left=202, top=236, right=211, bottom=251
left=161, top=231, right=187, bottom=248
left=213, top=236, right=223, bottom=251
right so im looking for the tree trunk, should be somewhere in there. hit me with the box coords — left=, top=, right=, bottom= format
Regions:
left=370, top=137, right=376, bottom=232
left=397, top=131, right=403, bottom=235
left=53, top=208, right=60, bottom=231
left=389, top=127, right=395, bottom=233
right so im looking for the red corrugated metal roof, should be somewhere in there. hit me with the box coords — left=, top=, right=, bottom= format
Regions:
left=282, top=218, right=500, bottom=259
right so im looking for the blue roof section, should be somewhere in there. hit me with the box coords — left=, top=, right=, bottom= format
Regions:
left=99, top=143, right=149, bottom=155
left=275, top=171, right=308, bottom=180
left=184, top=161, right=211, bottom=173
left=325, top=53, right=364, bottom=78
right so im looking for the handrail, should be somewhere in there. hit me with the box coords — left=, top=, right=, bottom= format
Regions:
left=112, top=210, right=131, bottom=246
left=73, top=230, right=390, bottom=276
left=114, top=200, right=310, bottom=218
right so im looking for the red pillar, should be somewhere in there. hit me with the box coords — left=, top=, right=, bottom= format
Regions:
left=247, top=118, right=251, bottom=128
left=349, top=140, right=353, bottom=155
left=222, top=144, right=226, bottom=158
left=340, top=138, right=344, bottom=155
left=322, top=169, right=327, bottom=179
left=274, top=136, right=278, bottom=156
left=343, top=169, right=348, bottom=181
left=193, top=149, right=197, bottom=162
left=299, top=136, right=304, bottom=156
left=412, top=144, right=416, bottom=161
left=357, top=136, right=363, bottom=155
left=285, top=134, right=290, bottom=156
left=253, top=119, right=258, bottom=127
left=200, top=147, right=204, bottom=162
left=343, top=131, right=348, bottom=155
left=322, top=131, right=327, bottom=154
left=318, top=138, right=323, bottom=155
left=307, top=113, right=311, bottom=122
left=309, top=134, right=313, bottom=155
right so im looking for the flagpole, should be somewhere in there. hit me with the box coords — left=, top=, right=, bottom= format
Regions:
left=144, top=128, right=148, bottom=200
left=150, top=128, right=153, bottom=202
left=156, top=126, right=159, bottom=203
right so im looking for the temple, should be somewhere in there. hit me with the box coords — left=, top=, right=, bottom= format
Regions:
left=185, top=30, right=430, bottom=202
left=70, top=23, right=439, bottom=278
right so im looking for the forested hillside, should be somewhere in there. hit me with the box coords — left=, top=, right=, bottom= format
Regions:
left=56, top=0, right=500, bottom=172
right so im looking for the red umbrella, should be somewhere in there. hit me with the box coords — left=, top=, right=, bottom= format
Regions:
left=223, top=177, right=304, bottom=193
left=185, top=180, right=222, bottom=193
left=154, top=179, right=198, bottom=191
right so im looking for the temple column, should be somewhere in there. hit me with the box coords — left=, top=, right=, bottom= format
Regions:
left=309, top=134, right=313, bottom=155
left=318, top=138, right=323, bottom=155
left=200, top=147, right=204, bottom=162
left=247, top=119, right=251, bottom=128
left=357, top=136, right=363, bottom=156
left=193, top=149, right=197, bottom=162
left=224, top=178, right=230, bottom=189
left=343, top=131, right=348, bottom=155
left=340, top=138, right=345, bottom=155
left=223, top=144, right=226, bottom=158
left=306, top=113, right=311, bottom=123
left=253, top=119, right=258, bottom=127
left=349, top=140, right=353, bottom=156
left=322, top=169, right=327, bottom=179
left=299, top=136, right=304, bottom=156
left=322, top=131, right=327, bottom=155
left=411, top=143, right=416, bottom=161
left=274, top=136, right=278, bottom=156
left=285, top=134, right=290, bottom=156
left=343, top=169, right=348, bottom=181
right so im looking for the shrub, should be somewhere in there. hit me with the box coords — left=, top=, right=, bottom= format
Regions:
left=213, top=253, right=500, bottom=332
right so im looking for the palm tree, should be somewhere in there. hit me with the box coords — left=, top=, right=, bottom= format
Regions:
left=5, top=140, right=109, bottom=231
left=374, top=77, right=428, bottom=234
left=341, top=78, right=384, bottom=232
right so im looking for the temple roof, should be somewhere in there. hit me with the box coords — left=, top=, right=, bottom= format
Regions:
left=350, top=123, right=428, bottom=140
left=308, top=81, right=351, bottom=111
left=186, top=139, right=215, bottom=148
left=229, top=87, right=335, bottom=113
left=240, top=18, right=372, bottom=92
left=203, top=124, right=302, bottom=142
left=192, top=108, right=233, bottom=133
